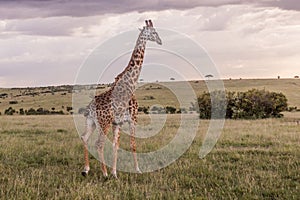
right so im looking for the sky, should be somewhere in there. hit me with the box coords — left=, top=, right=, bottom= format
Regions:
left=0, top=0, right=300, bottom=87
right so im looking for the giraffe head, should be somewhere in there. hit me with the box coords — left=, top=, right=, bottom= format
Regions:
left=140, top=19, right=162, bottom=45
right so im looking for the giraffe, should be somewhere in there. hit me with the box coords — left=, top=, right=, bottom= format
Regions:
left=81, top=20, right=162, bottom=178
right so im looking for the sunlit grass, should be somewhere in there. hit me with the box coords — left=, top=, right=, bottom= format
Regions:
left=0, top=115, right=299, bottom=199
left=0, top=79, right=299, bottom=199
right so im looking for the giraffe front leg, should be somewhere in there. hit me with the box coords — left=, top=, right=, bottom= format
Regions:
left=129, top=122, right=141, bottom=173
left=112, top=124, right=121, bottom=178
left=82, top=144, right=90, bottom=176
left=81, top=118, right=95, bottom=176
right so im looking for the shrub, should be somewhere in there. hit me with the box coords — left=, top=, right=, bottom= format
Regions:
left=19, top=108, right=25, bottom=115
left=150, top=106, right=165, bottom=114
left=143, top=96, right=155, bottom=100
left=25, top=108, right=64, bottom=115
left=78, top=107, right=87, bottom=114
left=288, top=107, right=297, bottom=112
left=197, top=89, right=288, bottom=119
left=66, top=106, right=73, bottom=112
left=179, top=108, right=187, bottom=114
left=165, top=106, right=177, bottom=114
left=197, top=90, right=226, bottom=119
left=9, top=100, right=18, bottom=104
left=0, top=93, right=8, bottom=98
left=138, top=106, right=149, bottom=114
left=4, top=107, right=16, bottom=115
left=26, top=108, right=37, bottom=115
left=36, top=108, right=50, bottom=115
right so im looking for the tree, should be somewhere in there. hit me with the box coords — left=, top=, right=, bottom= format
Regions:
left=197, top=89, right=288, bottom=119
left=205, top=74, right=213, bottom=80
left=4, top=107, right=16, bottom=115
left=197, top=90, right=226, bottom=119
left=138, top=106, right=149, bottom=114
left=166, top=106, right=177, bottom=114
left=26, top=108, right=36, bottom=115
left=9, top=100, right=18, bottom=104
left=197, top=92, right=211, bottom=119
left=66, top=106, right=73, bottom=112
left=19, top=108, right=25, bottom=115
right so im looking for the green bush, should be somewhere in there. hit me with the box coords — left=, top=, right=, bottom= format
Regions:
left=138, top=106, right=149, bottom=114
left=197, top=89, right=288, bottom=119
left=198, top=90, right=226, bottom=119
left=25, top=108, right=64, bottom=115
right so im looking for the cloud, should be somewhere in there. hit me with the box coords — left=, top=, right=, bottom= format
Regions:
left=0, top=3, right=299, bottom=87
left=262, top=0, right=300, bottom=11
left=0, top=0, right=299, bottom=20
left=1, top=16, right=102, bottom=36
left=188, top=5, right=300, bottom=79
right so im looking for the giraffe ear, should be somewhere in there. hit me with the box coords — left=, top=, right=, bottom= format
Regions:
left=138, top=28, right=143, bottom=32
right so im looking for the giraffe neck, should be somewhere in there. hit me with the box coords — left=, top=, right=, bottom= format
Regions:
left=111, top=30, right=147, bottom=92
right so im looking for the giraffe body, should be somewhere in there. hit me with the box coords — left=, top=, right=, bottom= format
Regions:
left=81, top=20, right=162, bottom=178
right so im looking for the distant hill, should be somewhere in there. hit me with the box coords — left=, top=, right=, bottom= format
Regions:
left=0, top=79, right=299, bottom=115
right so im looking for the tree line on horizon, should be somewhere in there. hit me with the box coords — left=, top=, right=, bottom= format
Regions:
left=0, top=87, right=294, bottom=119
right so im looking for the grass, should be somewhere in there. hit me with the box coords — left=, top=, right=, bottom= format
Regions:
left=0, top=115, right=299, bottom=199
left=0, top=79, right=299, bottom=199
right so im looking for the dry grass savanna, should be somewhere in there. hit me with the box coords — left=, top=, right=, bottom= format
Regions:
left=0, top=79, right=299, bottom=199
left=1, top=79, right=300, bottom=114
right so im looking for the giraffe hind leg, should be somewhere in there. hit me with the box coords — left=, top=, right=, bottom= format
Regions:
left=112, top=124, right=121, bottom=178
left=129, top=122, right=141, bottom=173
left=129, top=97, right=141, bottom=173
left=81, top=118, right=96, bottom=176
left=95, top=126, right=108, bottom=177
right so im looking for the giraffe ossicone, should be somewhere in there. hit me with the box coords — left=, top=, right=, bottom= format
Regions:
left=81, top=19, right=162, bottom=178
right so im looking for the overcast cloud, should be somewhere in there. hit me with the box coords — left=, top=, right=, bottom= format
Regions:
left=0, top=0, right=299, bottom=20
left=0, top=0, right=299, bottom=87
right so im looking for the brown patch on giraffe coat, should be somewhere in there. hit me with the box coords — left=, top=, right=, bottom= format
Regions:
left=130, top=60, right=135, bottom=66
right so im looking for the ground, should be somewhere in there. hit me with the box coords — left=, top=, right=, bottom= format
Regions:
left=0, top=79, right=299, bottom=199
left=0, top=114, right=299, bottom=199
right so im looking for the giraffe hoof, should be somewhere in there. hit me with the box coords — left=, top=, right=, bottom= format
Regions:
left=103, top=172, right=108, bottom=178
left=111, top=171, right=118, bottom=179
left=113, top=175, right=118, bottom=179
left=81, top=171, right=88, bottom=177
left=136, top=167, right=142, bottom=174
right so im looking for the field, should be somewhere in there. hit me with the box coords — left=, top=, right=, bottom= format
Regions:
left=1, top=79, right=300, bottom=114
left=0, top=79, right=300, bottom=199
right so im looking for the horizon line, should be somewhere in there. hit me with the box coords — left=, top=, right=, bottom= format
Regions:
left=1, top=77, right=300, bottom=89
